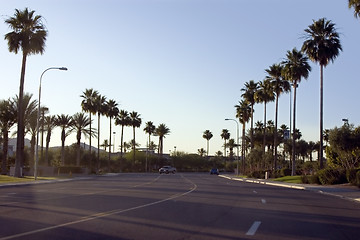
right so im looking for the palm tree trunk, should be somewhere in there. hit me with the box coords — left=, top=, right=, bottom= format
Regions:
left=76, top=132, right=81, bottom=166
left=133, top=126, right=136, bottom=165
left=88, top=113, right=92, bottom=170
left=61, top=129, right=65, bottom=166
left=250, top=104, right=254, bottom=149
left=274, top=95, right=279, bottom=170
left=263, top=101, right=267, bottom=168
left=97, top=113, right=100, bottom=173
left=15, top=53, right=27, bottom=177
left=242, top=123, right=246, bottom=173
left=291, top=82, right=297, bottom=176
left=1, top=130, right=9, bottom=175
left=319, top=65, right=324, bottom=169
left=120, top=125, right=124, bottom=158
left=46, top=132, right=50, bottom=166
left=108, top=117, right=112, bottom=172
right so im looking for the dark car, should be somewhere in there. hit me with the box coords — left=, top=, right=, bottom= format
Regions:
left=210, top=168, right=219, bottom=175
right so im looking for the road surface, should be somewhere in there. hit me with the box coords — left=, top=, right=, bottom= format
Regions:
left=0, top=173, right=359, bottom=240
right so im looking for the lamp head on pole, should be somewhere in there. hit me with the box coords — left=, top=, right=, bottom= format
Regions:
left=59, top=67, right=68, bottom=71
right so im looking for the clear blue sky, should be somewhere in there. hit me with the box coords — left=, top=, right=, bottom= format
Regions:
left=1, top=0, right=359, bottom=155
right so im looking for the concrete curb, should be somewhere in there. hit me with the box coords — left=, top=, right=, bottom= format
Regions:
left=219, top=174, right=360, bottom=204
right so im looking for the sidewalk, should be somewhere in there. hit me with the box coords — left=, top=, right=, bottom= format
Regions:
left=219, top=174, right=360, bottom=204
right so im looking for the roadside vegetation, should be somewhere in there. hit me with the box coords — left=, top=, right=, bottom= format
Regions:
left=1, top=3, right=360, bottom=188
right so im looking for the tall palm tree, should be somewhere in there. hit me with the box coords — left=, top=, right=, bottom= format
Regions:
left=255, top=79, right=275, bottom=166
left=349, top=0, right=360, bottom=18
left=55, top=114, right=73, bottom=166
left=202, top=130, right=213, bottom=157
left=235, top=100, right=251, bottom=172
left=220, top=129, right=230, bottom=158
left=129, top=111, right=142, bottom=163
left=95, top=94, right=107, bottom=172
left=265, top=63, right=291, bottom=170
left=144, top=121, right=156, bottom=172
left=241, top=80, right=258, bottom=149
left=39, top=106, right=49, bottom=163
left=81, top=88, right=99, bottom=155
left=115, top=110, right=130, bottom=157
left=105, top=99, right=119, bottom=171
left=156, top=123, right=170, bottom=156
left=5, top=8, right=47, bottom=177
left=198, top=148, right=206, bottom=157
left=282, top=48, right=311, bottom=175
left=72, top=112, right=91, bottom=166
left=301, top=18, right=342, bottom=169
left=0, top=99, right=17, bottom=175
left=44, top=115, right=56, bottom=166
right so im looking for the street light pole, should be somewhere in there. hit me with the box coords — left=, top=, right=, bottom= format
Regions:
left=225, top=118, right=239, bottom=175
left=35, top=67, right=67, bottom=180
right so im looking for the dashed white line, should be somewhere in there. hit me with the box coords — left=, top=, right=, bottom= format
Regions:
left=246, top=221, right=261, bottom=236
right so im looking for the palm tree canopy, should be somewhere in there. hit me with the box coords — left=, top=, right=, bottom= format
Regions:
left=221, top=129, right=230, bottom=140
left=156, top=123, right=170, bottom=137
left=95, top=95, right=107, bottom=115
left=0, top=99, right=17, bottom=131
left=81, top=88, right=99, bottom=115
left=282, top=48, right=311, bottom=83
left=129, top=111, right=142, bottom=128
left=235, top=100, right=251, bottom=124
left=301, top=18, right=342, bottom=66
left=144, top=121, right=156, bottom=135
left=4, top=8, right=47, bottom=55
left=241, top=80, right=258, bottom=105
left=203, top=130, right=213, bottom=141
left=13, top=93, right=37, bottom=126
left=72, top=112, right=92, bottom=140
left=349, top=0, right=360, bottom=18
left=55, top=114, right=73, bottom=138
left=265, top=63, right=291, bottom=96
left=115, top=110, right=131, bottom=126
left=105, top=99, right=119, bottom=118
left=255, top=79, right=275, bottom=104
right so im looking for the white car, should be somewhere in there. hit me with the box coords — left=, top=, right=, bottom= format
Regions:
left=159, top=166, right=176, bottom=174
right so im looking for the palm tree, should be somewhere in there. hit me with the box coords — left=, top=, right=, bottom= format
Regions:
left=265, top=63, right=291, bottom=170
left=115, top=110, right=130, bottom=157
left=156, top=123, right=170, bottom=156
left=144, top=121, right=156, bottom=172
left=25, top=111, right=37, bottom=170
left=55, top=114, right=73, bottom=166
left=255, top=79, right=275, bottom=165
left=5, top=8, right=47, bottom=177
left=0, top=99, right=17, bottom=175
left=39, top=106, right=49, bottom=163
left=80, top=88, right=99, bottom=155
left=13, top=93, right=37, bottom=170
left=129, top=111, right=142, bottom=163
left=235, top=100, right=251, bottom=172
left=220, top=129, right=230, bottom=158
left=301, top=18, right=342, bottom=169
left=349, top=0, right=360, bottom=18
left=105, top=99, right=119, bottom=171
left=202, top=130, right=213, bottom=157
left=282, top=48, right=311, bottom=175
left=198, top=148, right=206, bottom=157
left=44, top=115, right=56, bottom=166
left=72, top=112, right=91, bottom=166
left=95, top=94, right=107, bottom=172
left=241, top=80, right=258, bottom=149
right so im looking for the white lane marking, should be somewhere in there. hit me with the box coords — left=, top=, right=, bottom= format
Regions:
left=261, top=199, right=266, bottom=204
left=246, top=221, right=261, bottom=236
left=253, top=190, right=257, bottom=194
left=0, top=175, right=197, bottom=240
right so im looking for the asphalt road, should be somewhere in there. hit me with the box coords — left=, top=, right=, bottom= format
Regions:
left=0, top=173, right=359, bottom=240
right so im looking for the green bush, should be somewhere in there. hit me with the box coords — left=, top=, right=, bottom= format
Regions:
left=317, top=168, right=347, bottom=185
left=248, top=170, right=265, bottom=179
left=309, top=174, right=321, bottom=184
left=281, top=168, right=291, bottom=177
left=356, top=171, right=360, bottom=188
left=57, top=166, right=84, bottom=174
left=301, top=175, right=309, bottom=184
left=346, top=169, right=360, bottom=185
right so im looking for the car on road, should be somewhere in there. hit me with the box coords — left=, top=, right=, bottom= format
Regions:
left=159, top=166, right=176, bottom=174
left=210, top=168, right=219, bottom=175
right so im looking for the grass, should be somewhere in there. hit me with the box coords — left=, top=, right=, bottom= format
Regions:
left=273, top=176, right=302, bottom=184
left=0, top=175, right=57, bottom=184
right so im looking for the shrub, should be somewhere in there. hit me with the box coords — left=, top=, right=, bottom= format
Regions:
left=346, top=169, right=360, bottom=185
left=317, top=168, right=347, bottom=185
left=309, top=174, right=321, bottom=184
left=248, top=170, right=265, bottom=179
left=281, top=168, right=291, bottom=177
left=301, top=175, right=309, bottom=184
left=356, top=171, right=360, bottom=188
